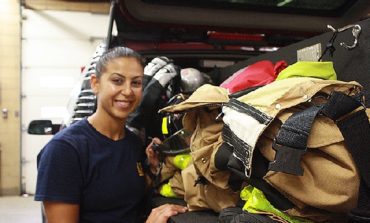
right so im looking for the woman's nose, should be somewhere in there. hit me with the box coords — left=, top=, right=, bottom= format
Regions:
left=120, top=82, right=133, bottom=95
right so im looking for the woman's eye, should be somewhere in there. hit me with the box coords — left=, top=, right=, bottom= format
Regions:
left=112, top=78, right=123, bottom=85
left=132, top=80, right=142, bottom=88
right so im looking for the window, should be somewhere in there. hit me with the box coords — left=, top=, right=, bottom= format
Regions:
left=142, top=0, right=357, bottom=16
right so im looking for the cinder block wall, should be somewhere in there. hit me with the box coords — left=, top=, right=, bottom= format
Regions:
left=0, top=0, right=21, bottom=195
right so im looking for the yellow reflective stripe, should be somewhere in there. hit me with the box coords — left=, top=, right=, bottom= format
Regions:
left=240, top=186, right=313, bottom=223
left=173, top=154, right=191, bottom=170
left=162, top=117, right=169, bottom=135
left=159, top=182, right=177, bottom=198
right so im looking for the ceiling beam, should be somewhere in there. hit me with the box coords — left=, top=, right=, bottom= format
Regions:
left=23, top=0, right=110, bottom=14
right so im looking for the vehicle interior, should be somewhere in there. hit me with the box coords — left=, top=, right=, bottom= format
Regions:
left=28, top=0, right=370, bottom=127
left=110, top=0, right=370, bottom=85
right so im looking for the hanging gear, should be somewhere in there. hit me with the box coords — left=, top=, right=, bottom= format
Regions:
left=153, top=63, right=179, bottom=88
left=144, top=56, right=171, bottom=77
left=126, top=58, right=180, bottom=140
left=143, top=56, right=171, bottom=87
left=161, top=93, right=187, bottom=138
left=180, top=68, right=206, bottom=93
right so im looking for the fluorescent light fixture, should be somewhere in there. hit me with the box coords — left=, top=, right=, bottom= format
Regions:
left=259, top=47, right=280, bottom=52
left=41, top=106, right=68, bottom=119
left=277, top=0, right=293, bottom=7
left=39, top=76, right=75, bottom=89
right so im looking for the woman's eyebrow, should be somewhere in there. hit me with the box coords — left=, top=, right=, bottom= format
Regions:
left=111, top=72, right=124, bottom=77
left=132, top=75, right=144, bottom=79
left=111, top=73, right=143, bottom=79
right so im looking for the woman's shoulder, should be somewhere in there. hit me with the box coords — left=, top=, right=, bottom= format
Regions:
left=38, top=119, right=94, bottom=160
left=50, top=119, right=91, bottom=146
left=56, top=118, right=89, bottom=134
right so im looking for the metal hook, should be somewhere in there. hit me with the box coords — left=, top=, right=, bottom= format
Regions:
left=340, top=25, right=361, bottom=50
left=327, top=24, right=361, bottom=50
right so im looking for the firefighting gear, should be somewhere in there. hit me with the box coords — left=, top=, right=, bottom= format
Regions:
left=126, top=59, right=180, bottom=140
left=144, top=56, right=171, bottom=77
left=180, top=68, right=206, bottom=93
left=153, top=63, right=180, bottom=87
left=240, top=186, right=313, bottom=223
left=143, top=56, right=171, bottom=87
left=153, top=129, right=192, bottom=156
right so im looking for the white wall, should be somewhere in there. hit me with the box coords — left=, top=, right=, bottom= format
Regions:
left=21, top=9, right=109, bottom=194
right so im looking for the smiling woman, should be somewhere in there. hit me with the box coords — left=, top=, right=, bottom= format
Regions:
left=35, top=46, right=187, bottom=223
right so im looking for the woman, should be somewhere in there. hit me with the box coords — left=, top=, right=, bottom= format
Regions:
left=35, top=46, right=187, bottom=223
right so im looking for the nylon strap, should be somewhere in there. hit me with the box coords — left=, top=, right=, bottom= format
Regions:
left=323, top=92, right=370, bottom=215
left=268, top=105, right=322, bottom=175
left=269, top=91, right=370, bottom=218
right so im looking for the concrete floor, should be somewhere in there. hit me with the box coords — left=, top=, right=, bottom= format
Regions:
left=0, top=195, right=42, bottom=223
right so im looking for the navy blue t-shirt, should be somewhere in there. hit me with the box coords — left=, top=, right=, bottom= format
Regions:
left=35, top=119, right=147, bottom=223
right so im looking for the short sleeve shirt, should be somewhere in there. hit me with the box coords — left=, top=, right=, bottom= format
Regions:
left=35, top=119, right=146, bottom=223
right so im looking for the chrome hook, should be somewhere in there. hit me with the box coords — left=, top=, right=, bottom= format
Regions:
left=327, top=24, right=361, bottom=50
left=340, top=25, right=361, bottom=50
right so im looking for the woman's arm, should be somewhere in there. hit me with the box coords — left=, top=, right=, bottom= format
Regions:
left=43, top=201, right=80, bottom=223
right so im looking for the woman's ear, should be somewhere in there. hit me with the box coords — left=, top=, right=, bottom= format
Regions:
left=90, top=74, right=99, bottom=95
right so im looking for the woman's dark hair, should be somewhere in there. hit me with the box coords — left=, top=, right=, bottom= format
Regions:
left=95, top=46, right=144, bottom=78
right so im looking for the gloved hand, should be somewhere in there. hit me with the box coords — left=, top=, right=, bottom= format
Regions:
left=145, top=57, right=170, bottom=77
left=143, top=56, right=171, bottom=88
left=153, top=63, right=179, bottom=87
left=127, top=59, right=179, bottom=140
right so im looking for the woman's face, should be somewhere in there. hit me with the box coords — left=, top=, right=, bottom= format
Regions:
left=91, top=56, right=144, bottom=122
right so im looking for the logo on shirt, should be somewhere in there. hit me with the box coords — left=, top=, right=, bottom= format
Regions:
left=136, top=162, right=144, bottom=176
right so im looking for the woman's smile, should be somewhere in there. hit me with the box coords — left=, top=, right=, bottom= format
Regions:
left=114, top=99, right=132, bottom=109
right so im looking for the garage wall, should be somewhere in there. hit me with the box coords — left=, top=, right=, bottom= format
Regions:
left=0, top=0, right=21, bottom=196
left=21, top=9, right=109, bottom=194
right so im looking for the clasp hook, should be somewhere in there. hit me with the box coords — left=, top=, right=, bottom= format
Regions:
left=327, top=24, right=361, bottom=50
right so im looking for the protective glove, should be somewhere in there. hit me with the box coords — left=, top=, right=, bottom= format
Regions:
left=127, top=61, right=180, bottom=140
left=153, top=63, right=179, bottom=87
left=143, top=56, right=170, bottom=87
left=145, top=56, right=171, bottom=76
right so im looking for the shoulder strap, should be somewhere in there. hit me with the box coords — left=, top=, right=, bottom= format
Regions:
left=322, top=92, right=370, bottom=190
left=268, top=105, right=322, bottom=175
left=322, top=92, right=370, bottom=221
left=270, top=91, right=370, bottom=220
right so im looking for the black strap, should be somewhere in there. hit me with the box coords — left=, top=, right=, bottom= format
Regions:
left=268, top=105, right=323, bottom=175
left=336, top=111, right=370, bottom=190
left=269, top=91, right=370, bottom=219
left=323, top=92, right=370, bottom=218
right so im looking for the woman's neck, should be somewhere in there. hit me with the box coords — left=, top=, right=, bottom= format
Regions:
left=87, top=112, right=126, bottom=141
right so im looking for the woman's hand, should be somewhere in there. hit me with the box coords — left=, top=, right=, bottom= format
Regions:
left=145, top=204, right=188, bottom=223
left=145, top=137, right=162, bottom=174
